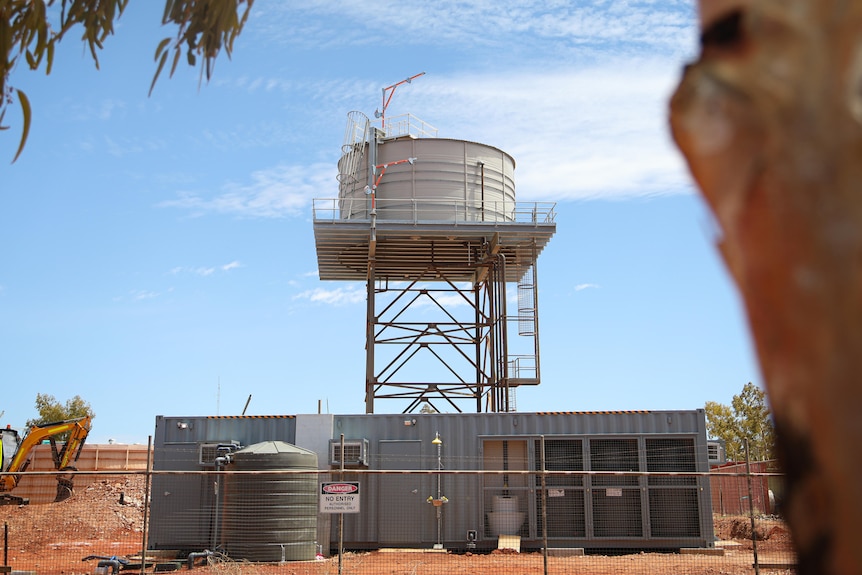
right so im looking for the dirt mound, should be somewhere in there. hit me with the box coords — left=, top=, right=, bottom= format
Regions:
left=713, top=515, right=794, bottom=551
left=0, top=476, right=146, bottom=554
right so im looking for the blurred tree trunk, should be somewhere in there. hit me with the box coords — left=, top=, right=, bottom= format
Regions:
left=670, top=2, right=862, bottom=574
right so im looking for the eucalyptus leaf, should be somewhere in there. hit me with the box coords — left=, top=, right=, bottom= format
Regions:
left=13, top=89, right=31, bottom=164
left=3, top=0, right=253, bottom=161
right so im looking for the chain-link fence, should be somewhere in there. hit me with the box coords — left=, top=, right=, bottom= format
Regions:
left=0, top=466, right=796, bottom=575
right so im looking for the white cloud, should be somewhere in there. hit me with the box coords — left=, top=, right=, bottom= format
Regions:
left=169, top=263, right=243, bottom=276
left=98, top=99, right=124, bottom=121
left=404, top=64, right=693, bottom=200
left=132, top=290, right=160, bottom=301
left=163, top=59, right=695, bottom=220
left=160, top=163, right=336, bottom=218
left=162, top=3, right=698, bottom=219
left=574, top=283, right=600, bottom=291
left=113, top=286, right=176, bottom=302
left=293, top=286, right=366, bottom=305
left=69, top=98, right=127, bottom=122
left=248, top=62, right=695, bottom=205
left=119, top=288, right=172, bottom=302
left=253, top=1, right=695, bottom=57
left=414, top=292, right=472, bottom=308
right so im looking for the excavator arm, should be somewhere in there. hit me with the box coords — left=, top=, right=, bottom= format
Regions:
left=52, top=416, right=91, bottom=471
left=0, top=416, right=92, bottom=503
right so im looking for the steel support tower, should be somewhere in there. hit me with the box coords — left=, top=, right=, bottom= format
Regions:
left=313, top=116, right=556, bottom=413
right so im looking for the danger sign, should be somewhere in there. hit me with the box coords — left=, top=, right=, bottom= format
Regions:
left=320, top=482, right=360, bottom=513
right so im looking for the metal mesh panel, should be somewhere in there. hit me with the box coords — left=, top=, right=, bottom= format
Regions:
left=545, top=488, right=587, bottom=538
left=535, top=439, right=586, bottom=537
left=646, top=437, right=697, bottom=486
left=537, top=438, right=584, bottom=486
left=0, top=464, right=797, bottom=574
left=592, top=487, right=644, bottom=538
left=649, top=487, right=702, bottom=538
left=590, top=438, right=640, bottom=486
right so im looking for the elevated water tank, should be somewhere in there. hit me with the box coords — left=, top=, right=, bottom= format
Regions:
left=221, top=441, right=318, bottom=562
left=338, top=137, right=516, bottom=222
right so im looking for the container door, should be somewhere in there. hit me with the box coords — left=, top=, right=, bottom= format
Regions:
left=378, top=440, right=424, bottom=545
left=535, top=438, right=586, bottom=538
left=482, top=439, right=529, bottom=538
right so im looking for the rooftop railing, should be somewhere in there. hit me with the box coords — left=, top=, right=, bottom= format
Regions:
left=381, top=113, right=438, bottom=139
left=312, top=198, right=556, bottom=225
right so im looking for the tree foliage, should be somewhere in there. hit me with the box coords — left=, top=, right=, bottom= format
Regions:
left=1, top=0, right=254, bottom=162
left=151, top=0, right=253, bottom=96
left=704, top=400, right=740, bottom=459
left=705, top=382, right=775, bottom=462
left=25, top=392, right=95, bottom=428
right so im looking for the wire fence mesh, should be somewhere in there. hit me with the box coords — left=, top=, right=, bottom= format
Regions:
left=0, top=466, right=796, bottom=575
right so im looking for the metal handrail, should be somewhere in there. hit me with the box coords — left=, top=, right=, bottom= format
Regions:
left=382, top=113, right=438, bottom=139
left=508, top=355, right=538, bottom=379
left=313, top=198, right=556, bottom=224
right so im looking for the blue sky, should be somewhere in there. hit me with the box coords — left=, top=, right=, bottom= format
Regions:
left=0, top=1, right=760, bottom=444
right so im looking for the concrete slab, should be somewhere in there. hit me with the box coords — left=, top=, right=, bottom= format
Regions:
left=498, top=535, right=521, bottom=552
left=378, top=548, right=448, bottom=553
left=545, top=548, right=585, bottom=557
left=680, top=547, right=726, bottom=556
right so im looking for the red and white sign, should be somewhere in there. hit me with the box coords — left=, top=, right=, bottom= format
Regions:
left=322, top=482, right=359, bottom=494
left=320, top=481, right=361, bottom=513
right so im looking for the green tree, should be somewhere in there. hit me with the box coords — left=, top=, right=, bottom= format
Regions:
left=705, top=382, right=775, bottom=462
left=1, top=0, right=254, bottom=162
left=732, top=381, right=775, bottom=461
left=25, top=393, right=95, bottom=428
left=705, top=400, right=743, bottom=461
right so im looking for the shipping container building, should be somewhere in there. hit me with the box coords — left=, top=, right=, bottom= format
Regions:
left=148, top=410, right=716, bottom=555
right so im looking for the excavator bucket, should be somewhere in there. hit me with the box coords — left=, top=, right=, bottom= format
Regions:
left=54, top=477, right=72, bottom=503
left=55, top=477, right=74, bottom=502
left=55, top=469, right=76, bottom=502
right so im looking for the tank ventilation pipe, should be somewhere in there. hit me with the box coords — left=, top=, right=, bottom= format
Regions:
left=96, top=559, right=122, bottom=575
left=187, top=550, right=215, bottom=570
left=478, top=162, right=485, bottom=222
left=211, top=452, right=232, bottom=551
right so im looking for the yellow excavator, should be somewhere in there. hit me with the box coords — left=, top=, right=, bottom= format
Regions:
left=0, top=416, right=92, bottom=505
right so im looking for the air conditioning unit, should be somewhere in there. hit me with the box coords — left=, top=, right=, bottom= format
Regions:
left=198, top=441, right=241, bottom=466
left=707, top=439, right=727, bottom=466
left=329, top=438, right=370, bottom=467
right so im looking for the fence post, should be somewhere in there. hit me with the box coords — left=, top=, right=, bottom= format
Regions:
left=338, top=434, right=344, bottom=575
left=140, top=435, right=153, bottom=573
left=540, top=435, right=548, bottom=575
left=745, top=439, right=760, bottom=575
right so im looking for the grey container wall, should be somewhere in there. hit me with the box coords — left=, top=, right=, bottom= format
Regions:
left=153, top=415, right=298, bottom=452
left=221, top=441, right=318, bottom=562
left=330, top=411, right=714, bottom=551
left=148, top=416, right=298, bottom=553
left=338, top=137, right=516, bottom=222
left=150, top=411, right=715, bottom=553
